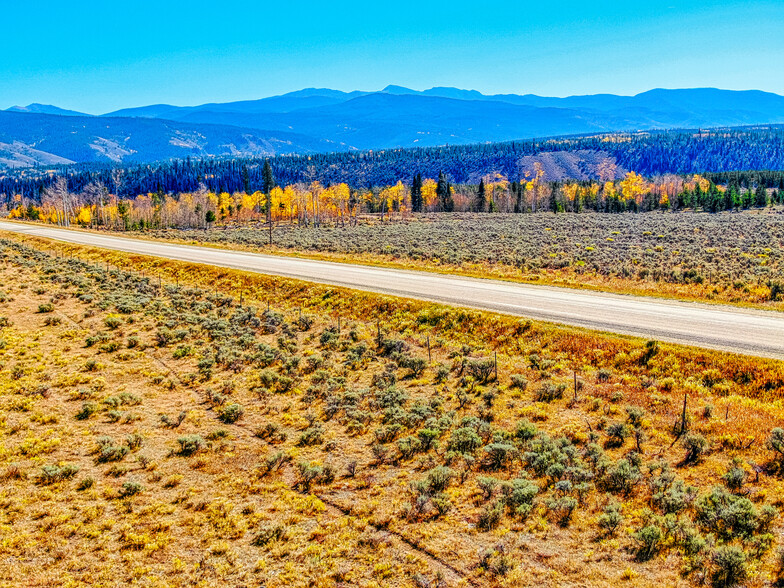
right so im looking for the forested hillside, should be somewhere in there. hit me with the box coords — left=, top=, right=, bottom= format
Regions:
left=3, top=127, right=784, bottom=202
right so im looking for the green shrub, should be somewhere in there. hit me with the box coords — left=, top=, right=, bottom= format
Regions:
left=501, top=477, right=538, bottom=518
left=37, top=463, right=80, bottom=485
left=176, top=435, right=205, bottom=456
left=603, top=459, right=641, bottom=495
left=514, top=419, right=538, bottom=441
left=119, top=480, right=143, bottom=497
left=605, top=422, right=629, bottom=447
left=448, top=427, right=482, bottom=454
left=218, top=403, right=244, bottom=424
left=767, top=428, right=784, bottom=461
left=420, top=466, right=454, bottom=493
left=77, top=476, right=95, bottom=491
left=634, top=525, right=662, bottom=561
left=477, top=476, right=499, bottom=501
left=104, top=316, right=122, bottom=330
left=37, top=303, right=54, bottom=313
left=97, top=444, right=128, bottom=463
left=482, top=442, right=518, bottom=470
left=695, top=486, right=772, bottom=539
left=722, top=461, right=746, bottom=492
left=173, top=345, right=193, bottom=359
left=297, top=424, right=324, bottom=446
left=597, top=502, right=623, bottom=536
left=710, top=545, right=747, bottom=588
left=682, top=433, right=708, bottom=464
left=76, top=402, right=98, bottom=420
left=547, top=496, right=578, bottom=526
left=397, top=436, right=422, bottom=460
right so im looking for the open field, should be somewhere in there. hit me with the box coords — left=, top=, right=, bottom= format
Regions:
left=2, top=221, right=784, bottom=359
left=138, top=211, right=784, bottom=309
left=1, top=234, right=784, bottom=587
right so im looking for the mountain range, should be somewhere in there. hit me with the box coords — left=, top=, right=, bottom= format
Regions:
left=4, top=86, right=784, bottom=169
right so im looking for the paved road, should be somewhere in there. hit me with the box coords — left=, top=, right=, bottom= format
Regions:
left=2, top=221, right=783, bottom=359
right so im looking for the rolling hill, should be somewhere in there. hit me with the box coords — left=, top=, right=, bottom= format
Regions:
left=0, top=111, right=330, bottom=168
left=5, top=86, right=784, bottom=168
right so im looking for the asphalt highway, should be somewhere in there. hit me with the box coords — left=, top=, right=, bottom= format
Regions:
left=2, top=221, right=782, bottom=359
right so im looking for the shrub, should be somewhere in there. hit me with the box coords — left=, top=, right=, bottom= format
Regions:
left=173, top=345, right=193, bottom=359
left=121, top=433, right=142, bottom=451
left=294, top=461, right=323, bottom=492
left=547, top=496, right=578, bottom=526
left=161, top=411, right=187, bottom=428
left=625, top=406, right=645, bottom=427
left=597, top=502, right=623, bottom=536
left=514, top=419, right=538, bottom=441
left=430, top=494, right=452, bottom=518
left=37, top=463, right=79, bottom=485
left=509, top=374, right=528, bottom=390
left=478, top=500, right=504, bottom=531
left=252, top=524, right=286, bottom=546
left=97, top=444, right=129, bottom=463
left=423, top=466, right=454, bottom=493
left=177, top=435, right=205, bottom=456
left=448, top=427, right=482, bottom=454
left=402, top=356, right=428, bottom=378
left=37, top=303, right=54, bottom=313
left=710, top=545, right=747, bottom=588
left=502, top=477, right=538, bottom=518
left=477, top=476, right=499, bottom=501
left=695, top=486, right=771, bottom=539
left=634, top=525, right=662, bottom=561
left=297, top=424, right=324, bottom=446
left=722, top=461, right=746, bottom=492
left=603, top=459, right=641, bottom=495
left=218, top=403, right=244, bottom=424
left=534, top=382, right=566, bottom=402
left=482, top=443, right=518, bottom=470
left=652, top=479, right=697, bottom=514
left=605, top=422, right=629, bottom=447
left=397, top=436, right=422, bottom=460
left=767, top=428, right=784, bottom=461
left=682, top=433, right=708, bottom=464
left=434, top=364, right=450, bottom=384
left=104, top=316, right=122, bottom=330
left=416, top=428, right=440, bottom=451
left=77, top=476, right=95, bottom=491
left=119, top=481, right=143, bottom=497
left=76, top=402, right=98, bottom=420
left=466, top=358, right=495, bottom=384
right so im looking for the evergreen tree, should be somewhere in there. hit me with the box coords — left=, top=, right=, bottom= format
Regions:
left=475, top=179, right=487, bottom=212
left=262, top=160, right=275, bottom=197
left=436, top=172, right=454, bottom=212
left=242, top=165, right=251, bottom=195
left=755, top=183, right=768, bottom=207
left=410, top=173, right=423, bottom=213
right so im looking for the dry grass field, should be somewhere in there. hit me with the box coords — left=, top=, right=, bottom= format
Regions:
left=1, top=234, right=784, bottom=587
left=142, top=210, right=784, bottom=309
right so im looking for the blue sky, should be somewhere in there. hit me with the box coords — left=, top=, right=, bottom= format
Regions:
left=3, top=0, right=784, bottom=113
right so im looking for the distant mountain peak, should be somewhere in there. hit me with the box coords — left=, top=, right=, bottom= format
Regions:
left=381, top=85, right=418, bottom=95
left=6, top=103, right=88, bottom=117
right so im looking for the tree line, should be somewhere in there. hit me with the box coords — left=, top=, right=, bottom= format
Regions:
left=4, top=125, right=784, bottom=204
left=6, top=164, right=783, bottom=231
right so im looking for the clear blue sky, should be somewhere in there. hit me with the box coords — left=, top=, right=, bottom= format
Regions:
left=3, top=0, right=784, bottom=114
